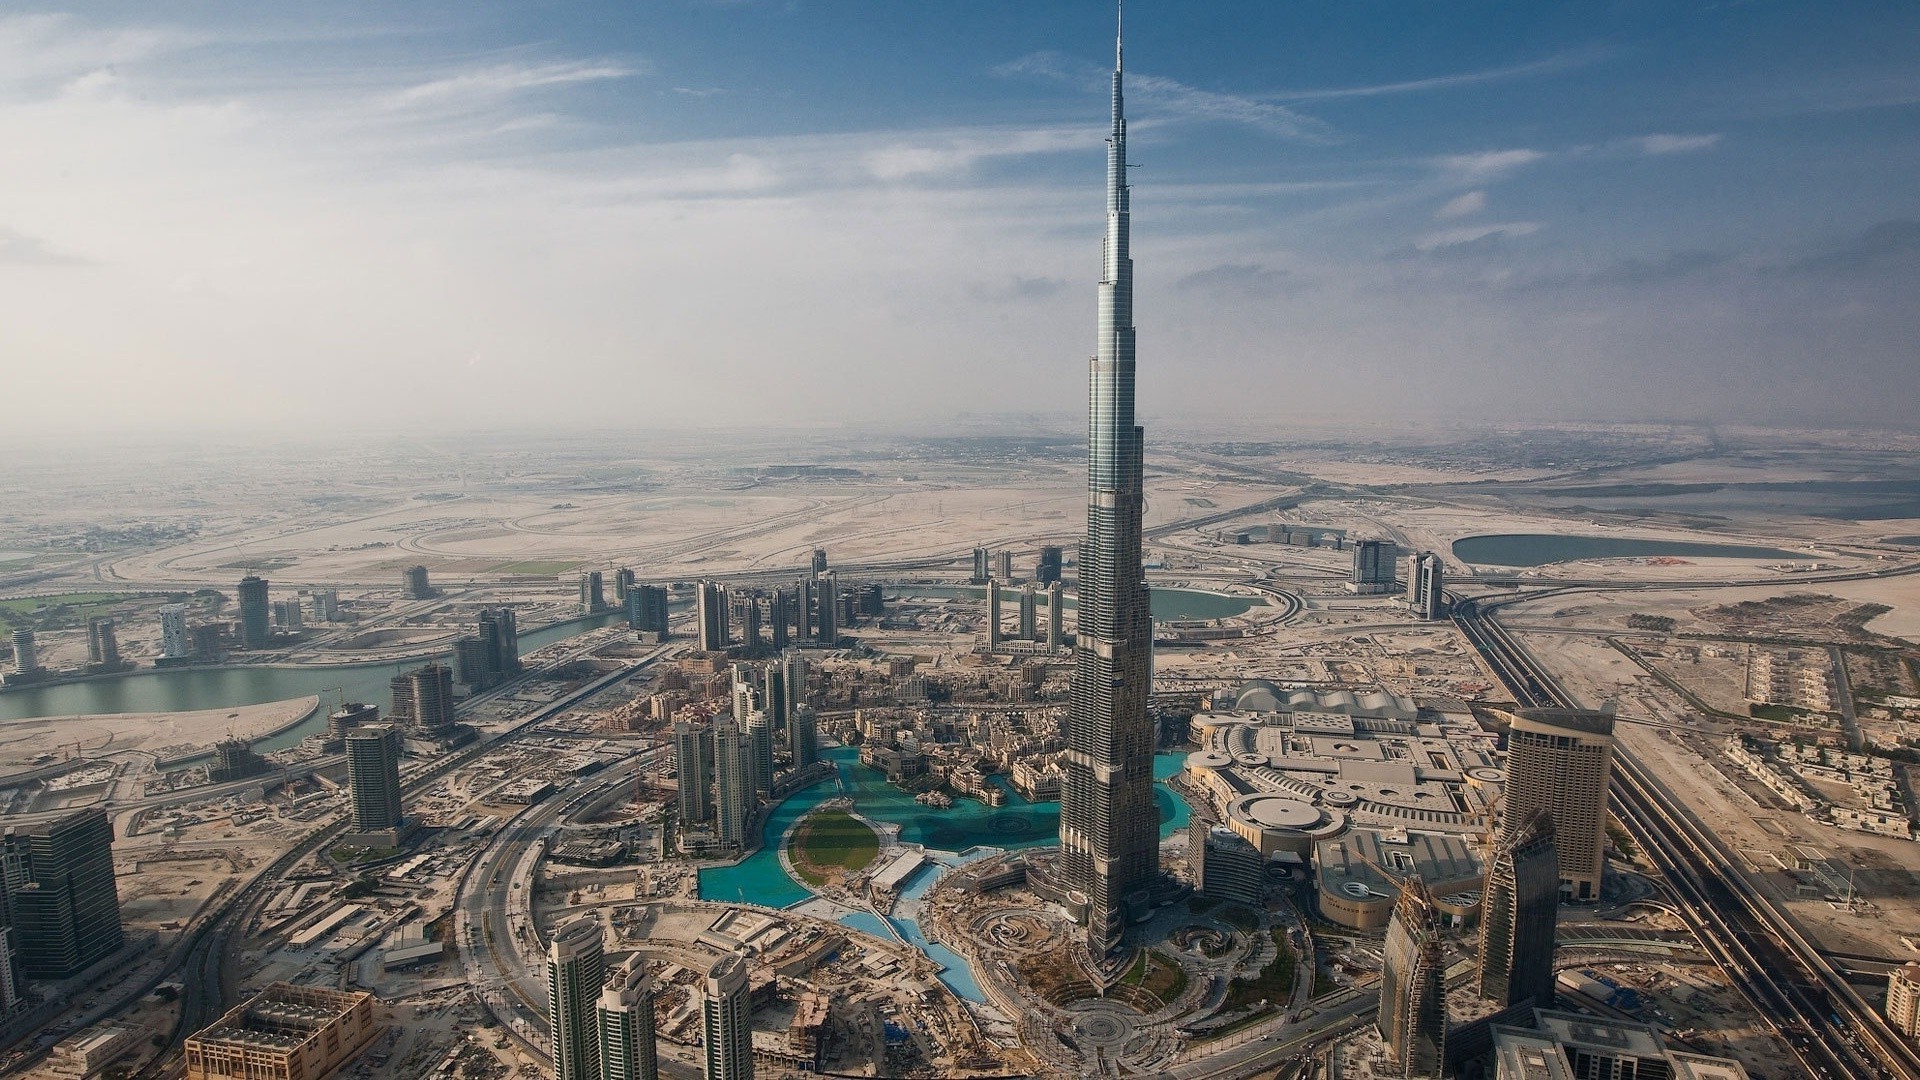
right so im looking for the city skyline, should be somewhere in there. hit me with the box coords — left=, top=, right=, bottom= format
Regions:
left=0, top=3, right=1915, bottom=436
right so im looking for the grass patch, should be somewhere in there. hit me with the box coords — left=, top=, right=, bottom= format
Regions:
left=0, top=592, right=126, bottom=627
left=790, top=809, right=879, bottom=888
left=1216, top=904, right=1260, bottom=932
left=1606, top=821, right=1638, bottom=861
left=1123, top=950, right=1189, bottom=1003
left=490, top=560, right=584, bottom=576
left=1222, top=928, right=1297, bottom=1012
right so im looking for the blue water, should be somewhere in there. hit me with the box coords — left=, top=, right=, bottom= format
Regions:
left=699, top=747, right=1190, bottom=908
left=1452, top=533, right=1803, bottom=568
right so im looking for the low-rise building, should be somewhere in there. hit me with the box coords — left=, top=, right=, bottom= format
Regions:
left=185, top=983, right=380, bottom=1080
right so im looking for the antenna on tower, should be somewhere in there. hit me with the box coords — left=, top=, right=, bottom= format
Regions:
left=1116, top=0, right=1124, bottom=70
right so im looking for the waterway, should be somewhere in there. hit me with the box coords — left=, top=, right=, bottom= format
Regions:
left=0, top=611, right=632, bottom=741
left=892, top=585, right=1263, bottom=621
left=1451, top=533, right=1804, bottom=568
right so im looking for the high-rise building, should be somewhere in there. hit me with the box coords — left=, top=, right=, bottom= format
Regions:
left=344, top=726, right=404, bottom=838
left=746, top=711, right=774, bottom=799
left=10, top=628, right=39, bottom=674
left=271, top=599, right=303, bottom=631
left=1190, top=824, right=1263, bottom=907
left=815, top=572, right=837, bottom=644
left=697, top=582, right=730, bottom=652
left=739, top=593, right=763, bottom=651
left=454, top=636, right=495, bottom=689
left=406, top=663, right=457, bottom=735
left=791, top=704, right=819, bottom=772
left=548, top=916, right=606, bottom=1080
left=326, top=702, right=377, bottom=751
left=810, top=548, right=829, bottom=575
left=613, top=567, right=636, bottom=603
left=768, top=589, right=791, bottom=649
left=984, top=579, right=1004, bottom=649
left=971, top=547, right=991, bottom=585
left=159, top=604, right=191, bottom=659
left=1379, top=879, right=1446, bottom=1077
left=1406, top=552, right=1446, bottom=620
left=1478, top=810, right=1559, bottom=1009
left=713, top=720, right=752, bottom=849
left=237, top=575, right=271, bottom=649
left=0, top=926, right=19, bottom=1014
left=1047, top=581, right=1065, bottom=653
left=674, top=722, right=716, bottom=826
left=581, top=571, right=606, bottom=615
left=1019, top=584, right=1038, bottom=640
left=403, top=565, right=432, bottom=600
left=1496, top=708, right=1615, bottom=901
left=387, top=671, right=416, bottom=727
left=309, top=588, right=340, bottom=621
left=1887, top=961, right=1920, bottom=1039
left=759, top=663, right=789, bottom=728
left=85, top=617, right=120, bottom=669
left=1, top=808, right=123, bottom=979
left=1037, top=545, right=1064, bottom=585
left=701, top=953, right=753, bottom=1080
left=999, top=550, right=1014, bottom=582
left=1350, top=540, right=1397, bottom=595
left=628, top=586, right=670, bottom=636
left=1058, top=15, right=1159, bottom=967
left=479, top=607, right=520, bottom=676
left=598, top=956, right=659, bottom=1080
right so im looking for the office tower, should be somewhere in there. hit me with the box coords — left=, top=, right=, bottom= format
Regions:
left=309, top=588, right=340, bottom=621
left=746, top=711, right=774, bottom=798
left=810, top=548, right=828, bottom=575
left=598, top=956, right=659, bottom=1080
left=1, top=808, right=123, bottom=979
left=479, top=607, right=521, bottom=675
left=237, top=575, right=270, bottom=649
left=271, top=599, right=303, bottom=630
left=387, top=671, right=416, bottom=726
left=701, top=953, right=753, bottom=1080
left=1350, top=539, right=1396, bottom=595
left=628, top=586, right=670, bottom=636
left=548, top=917, right=606, bottom=1080
left=159, top=604, right=191, bottom=659
left=454, top=636, right=494, bottom=689
left=1380, top=880, right=1446, bottom=1077
left=1047, top=581, right=1065, bottom=653
left=857, top=583, right=883, bottom=618
left=815, top=572, right=837, bottom=644
left=731, top=670, right=761, bottom=725
left=85, top=617, right=119, bottom=669
left=344, top=726, right=403, bottom=835
left=783, top=653, right=810, bottom=714
left=1019, top=583, right=1038, bottom=640
left=1058, top=13, right=1158, bottom=966
left=674, top=722, right=716, bottom=826
left=0, top=927, right=18, bottom=1013
left=985, top=580, right=1001, bottom=649
left=1478, top=810, right=1560, bottom=1009
left=613, top=567, right=636, bottom=603
left=1191, top=824, right=1263, bottom=907
left=791, top=705, right=818, bottom=771
left=10, top=629, right=38, bottom=674
left=998, top=550, right=1014, bottom=582
left=1037, top=545, right=1064, bottom=585
left=697, top=582, right=730, bottom=652
left=403, top=564, right=432, bottom=599
left=1405, top=552, right=1446, bottom=620
left=759, top=663, right=789, bottom=728
left=740, top=594, right=763, bottom=651
left=189, top=624, right=224, bottom=661
left=408, top=663, right=457, bottom=735
left=1498, top=708, right=1615, bottom=901
left=1888, top=962, right=1920, bottom=1038
left=971, top=547, right=990, bottom=585
left=713, top=720, right=752, bottom=849
left=581, top=571, right=606, bottom=615
left=768, top=589, right=791, bottom=649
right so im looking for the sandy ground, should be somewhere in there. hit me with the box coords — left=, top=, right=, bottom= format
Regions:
left=0, top=695, right=316, bottom=768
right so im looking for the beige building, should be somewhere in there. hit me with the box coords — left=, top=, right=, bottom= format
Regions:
left=1493, top=708, right=1615, bottom=901
left=1888, top=961, right=1920, bottom=1038
left=185, top=983, right=379, bottom=1080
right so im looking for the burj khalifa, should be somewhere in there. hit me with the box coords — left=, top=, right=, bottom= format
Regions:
left=1057, top=4, right=1158, bottom=967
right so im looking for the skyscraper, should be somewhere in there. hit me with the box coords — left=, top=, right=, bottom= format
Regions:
left=1037, top=545, right=1064, bottom=585
left=1058, top=11, right=1159, bottom=966
left=701, top=953, right=753, bottom=1080
left=985, top=580, right=1002, bottom=649
left=85, top=617, right=120, bottom=669
left=548, top=916, right=606, bottom=1080
left=1380, top=879, right=1447, bottom=1077
left=971, top=547, right=991, bottom=585
left=713, top=720, right=752, bottom=849
left=791, top=705, right=818, bottom=772
left=1497, top=708, right=1615, bottom=901
left=159, top=604, right=191, bottom=660
left=768, top=589, right=791, bottom=649
left=815, top=572, right=837, bottom=644
left=1406, top=552, right=1446, bottom=620
left=1, top=808, right=123, bottom=979
left=9, top=629, right=38, bottom=675
left=479, top=607, right=521, bottom=675
left=810, top=548, right=828, bottom=575
left=697, top=581, right=730, bottom=652
left=407, top=662, right=457, bottom=735
left=344, top=726, right=404, bottom=839
left=1350, top=539, right=1396, bottom=595
left=598, top=956, right=659, bottom=1080
left=581, top=571, right=606, bottom=614
left=746, top=711, right=774, bottom=799
left=1019, top=583, right=1038, bottom=640
left=1047, top=581, right=1065, bottom=653
left=403, top=565, right=432, bottom=599
left=0, top=927, right=19, bottom=1014
left=612, top=567, right=636, bottom=603
left=674, top=721, right=716, bottom=826
left=237, top=575, right=271, bottom=649
left=1478, top=810, right=1560, bottom=1009
left=628, top=586, right=670, bottom=636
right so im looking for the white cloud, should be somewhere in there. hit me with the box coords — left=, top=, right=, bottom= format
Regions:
left=388, top=60, right=635, bottom=108
left=1415, top=221, right=1541, bottom=251
left=1630, top=133, right=1721, bottom=155
left=1434, top=149, right=1546, bottom=182
left=1435, top=190, right=1486, bottom=220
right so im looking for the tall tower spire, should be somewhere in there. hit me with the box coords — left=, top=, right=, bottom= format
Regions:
left=1058, top=0, right=1158, bottom=971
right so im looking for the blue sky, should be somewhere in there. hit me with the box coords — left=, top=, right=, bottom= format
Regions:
left=1, top=2, right=1916, bottom=435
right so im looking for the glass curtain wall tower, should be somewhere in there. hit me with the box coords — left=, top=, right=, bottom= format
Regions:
left=1058, top=4, right=1159, bottom=966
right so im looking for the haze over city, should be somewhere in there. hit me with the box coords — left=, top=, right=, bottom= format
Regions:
left=2, top=1, right=1918, bottom=437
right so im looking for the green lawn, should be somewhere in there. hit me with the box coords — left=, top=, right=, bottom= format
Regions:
left=1121, top=949, right=1190, bottom=1004
left=0, top=592, right=128, bottom=627
left=790, top=809, right=880, bottom=887
left=1222, top=928, right=1298, bottom=1012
